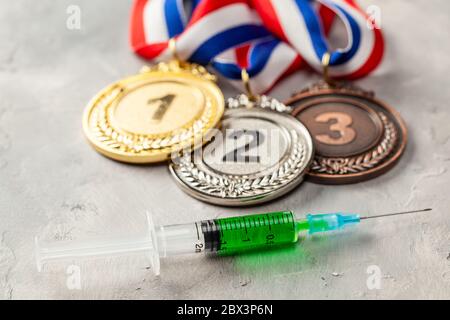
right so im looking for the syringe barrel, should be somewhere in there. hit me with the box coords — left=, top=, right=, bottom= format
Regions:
left=160, top=211, right=299, bottom=256
left=200, top=211, right=298, bottom=255
left=156, top=223, right=205, bottom=257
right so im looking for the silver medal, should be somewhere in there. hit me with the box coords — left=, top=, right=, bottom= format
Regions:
left=169, top=94, right=314, bottom=206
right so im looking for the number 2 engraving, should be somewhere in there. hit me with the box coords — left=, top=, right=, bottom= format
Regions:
left=314, top=112, right=356, bottom=145
left=222, top=129, right=265, bottom=163
left=148, top=94, right=175, bottom=121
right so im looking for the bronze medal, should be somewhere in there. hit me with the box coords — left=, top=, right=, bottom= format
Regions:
left=286, top=81, right=407, bottom=184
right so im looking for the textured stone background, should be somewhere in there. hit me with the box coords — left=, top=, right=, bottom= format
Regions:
left=0, top=0, right=449, bottom=299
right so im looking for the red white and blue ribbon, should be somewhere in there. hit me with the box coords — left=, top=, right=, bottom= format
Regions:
left=210, top=0, right=338, bottom=93
left=252, top=0, right=384, bottom=79
left=131, top=0, right=384, bottom=93
left=130, top=0, right=269, bottom=65
left=212, top=37, right=302, bottom=93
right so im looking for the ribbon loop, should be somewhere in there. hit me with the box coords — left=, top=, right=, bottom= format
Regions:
left=252, top=0, right=384, bottom=79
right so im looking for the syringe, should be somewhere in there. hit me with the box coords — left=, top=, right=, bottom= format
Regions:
left=35, top=209, right=431, bottom=275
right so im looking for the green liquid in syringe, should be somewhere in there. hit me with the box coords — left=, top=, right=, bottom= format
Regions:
left=214, top=211, right=304, bottom=255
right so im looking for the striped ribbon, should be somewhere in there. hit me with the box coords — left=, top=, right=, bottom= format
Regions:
left=130, top=0, right=384, bottom=94
left=252, top=0, right=384, bottom=79
left=130, top=0, right=269, bottom=65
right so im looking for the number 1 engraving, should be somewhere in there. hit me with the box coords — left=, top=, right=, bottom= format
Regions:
left=148, top=94, right=175, bottom=121
left=314, top=112, right=356, bottom=145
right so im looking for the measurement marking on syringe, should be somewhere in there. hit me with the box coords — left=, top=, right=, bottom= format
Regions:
left=194, top=222, right=200, bottom=240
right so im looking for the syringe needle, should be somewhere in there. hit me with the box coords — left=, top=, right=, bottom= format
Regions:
left=360, top=208, right=432, bottom=220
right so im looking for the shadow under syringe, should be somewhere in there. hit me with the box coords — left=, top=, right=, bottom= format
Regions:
left=225, top=230, right=376, bottom=278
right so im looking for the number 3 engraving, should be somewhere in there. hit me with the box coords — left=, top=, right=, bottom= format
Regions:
left=314, top=112, right=356, bottom=145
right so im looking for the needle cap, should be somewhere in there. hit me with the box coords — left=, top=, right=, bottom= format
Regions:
left=307, top=213, right=360, bottom=234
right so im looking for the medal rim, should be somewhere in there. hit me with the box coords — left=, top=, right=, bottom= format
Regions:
left=169, top=103, right=315, bottom=206
left=82, top=67, right=225, bottom=164
left=286, top=86, right=408, bottom=184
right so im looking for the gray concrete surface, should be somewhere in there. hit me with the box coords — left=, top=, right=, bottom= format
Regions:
left=0, top=0, right=449, bottom=299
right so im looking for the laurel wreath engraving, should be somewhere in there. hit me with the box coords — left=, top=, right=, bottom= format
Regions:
left=175, top=130, right=307, bottom=198
left=310, top=113, right=398, bottom=175
left=89, top=62, right=216, bottom=154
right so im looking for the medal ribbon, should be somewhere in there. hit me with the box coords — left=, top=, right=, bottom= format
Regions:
left=251, top=0, right=384, bottom=79
left=210, top=0, right=343, bottom=93
left=131, top=0, right=384, bottom=93
left=130, top=0, right=270, bottom=65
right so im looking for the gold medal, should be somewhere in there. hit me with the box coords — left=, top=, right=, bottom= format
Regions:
left=82, top=60, right=224, bottom=163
